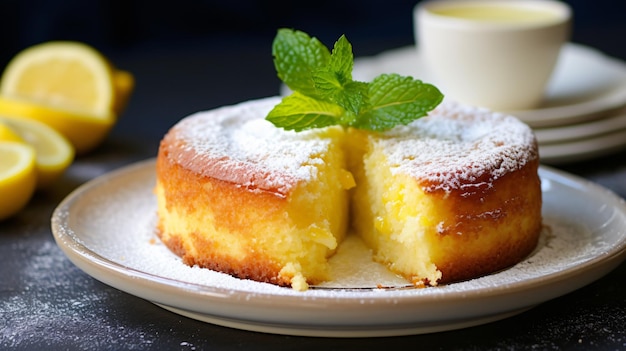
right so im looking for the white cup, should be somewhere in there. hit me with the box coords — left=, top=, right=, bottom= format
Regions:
left=414, top=0, right=571, bottom=111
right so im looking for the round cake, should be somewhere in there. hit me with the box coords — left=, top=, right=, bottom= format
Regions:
left=155, top=96, right=542, bottom=290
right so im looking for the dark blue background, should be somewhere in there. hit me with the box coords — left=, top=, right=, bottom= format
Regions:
left=2, top=0, right=625, bottom=63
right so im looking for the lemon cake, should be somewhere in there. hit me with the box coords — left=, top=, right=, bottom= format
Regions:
left=348, top=102, right=542, bottom=286
left=155, top=98, right=354, bottom=291
left=155, top=97, right=542, bottom=289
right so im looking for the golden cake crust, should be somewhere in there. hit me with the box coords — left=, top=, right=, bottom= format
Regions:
left=423, top=158, right=542, bottom=283
left=156, top=154, right=294, bottom=285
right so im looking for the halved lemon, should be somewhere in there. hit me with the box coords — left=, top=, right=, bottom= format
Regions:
left=0, top=41, right=115, bottom=118
left=0, top=96, right=113, bottom=154
left=0, top=116, right=74, bottom=189
left=0, top=142, right=37, bottom=220
left=0, top=41, right=134, bottom=153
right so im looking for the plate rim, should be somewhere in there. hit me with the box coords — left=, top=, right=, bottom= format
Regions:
left=51, top=159, right=626, bottom=335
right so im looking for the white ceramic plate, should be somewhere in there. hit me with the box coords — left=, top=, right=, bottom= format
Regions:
left=353, top=43, right=626, bottom=128
left=52, top=159, right=626, bottom=337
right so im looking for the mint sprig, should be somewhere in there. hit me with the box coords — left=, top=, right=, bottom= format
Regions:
left=267, top=28, right=444, bottom=132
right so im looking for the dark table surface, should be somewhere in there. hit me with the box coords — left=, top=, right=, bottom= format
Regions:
left=2, top=1, right=626, bottom=350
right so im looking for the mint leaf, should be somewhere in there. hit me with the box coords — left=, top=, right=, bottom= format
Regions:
left=266, top=92, right=344, bottom=132
left=353, top=74, right=444, bottom=131
left=333, top=80, right=369, bottom=115
left=311, top=35, right=367, bottom=115
left=267, top=29, right=444, bottom=132
left=272, top=28, right=330, bottom=98
left=327, top=34, right=353, bottom=86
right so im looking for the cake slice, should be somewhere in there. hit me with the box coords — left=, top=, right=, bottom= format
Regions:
left=348, top=102, right=542, bottom=286
left=155, top=98, right=354, bottom=291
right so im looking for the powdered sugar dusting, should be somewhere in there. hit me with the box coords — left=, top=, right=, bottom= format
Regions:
left=163, top=97, right=537, bottom=195
left=162, top=97, right=332, bottom=195
left=379, top=102, right=538, bottom=193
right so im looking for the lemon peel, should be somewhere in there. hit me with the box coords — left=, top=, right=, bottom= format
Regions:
left=0, top=142, right=37, bottom=220
left=112, top=69, right=134, bottom=116
left=0, top=96, right=112, bottom=154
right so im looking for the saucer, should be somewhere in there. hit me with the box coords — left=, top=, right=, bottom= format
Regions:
left=535, top=108, right=626, bottom=164
left=535, top=108, right=626, bottom=145
left=353, top=43, right=626, bottom=128
left=539, top=127, right=626, bottom=164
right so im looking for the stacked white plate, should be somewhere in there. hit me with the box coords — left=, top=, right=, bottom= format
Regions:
left=352, top=43, right=626, bottom=164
